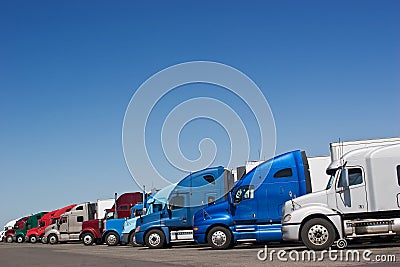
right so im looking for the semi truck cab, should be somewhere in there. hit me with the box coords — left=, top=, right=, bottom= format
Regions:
left=135, top=166, right=234, bottom=249
left=45, top=202, right=96, bottom=244
left=192, top=150, right=320, bottom=249
left=282, top=144, right=400, bottom=250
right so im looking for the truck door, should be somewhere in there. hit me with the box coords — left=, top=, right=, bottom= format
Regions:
left=58, top=216, right=68, bottom=234
left=165, top=192, right=189, bottom=227
left=335, top=167, right=368, bottom=213
left=232, top=185, right=256, bottom=222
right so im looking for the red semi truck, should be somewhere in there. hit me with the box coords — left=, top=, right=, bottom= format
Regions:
left=4, top=217, right=29, bottom=243
left=80, top=192, right=143, bottom=245
left=26, top=204, right=76, bottom=243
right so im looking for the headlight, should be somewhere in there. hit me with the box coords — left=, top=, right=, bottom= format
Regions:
left=283, top=214, right=292, bottom=222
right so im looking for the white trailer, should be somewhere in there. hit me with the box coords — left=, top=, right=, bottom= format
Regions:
left=96, top=198, right=114, bottom=219
left=307, top=156, right=331, bottom=192
left=282, top=143, right=400, bottom=250
left=330, top=137, right=400, bottom=161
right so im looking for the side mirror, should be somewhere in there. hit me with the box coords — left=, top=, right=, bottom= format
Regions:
left=337, top=167, right=349, bottom=191
left=166, top=201, right=171, bottom=211
left=167, top=208, right=172, bottom=219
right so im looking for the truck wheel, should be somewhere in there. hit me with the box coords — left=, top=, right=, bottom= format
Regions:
left=207, top=226, right=232, bottom=249
left=6, top=235, right=13, bottom=243
left=145, top=229, right=165, bottom=249
left=48, top=234, right=58, bottom=245
left=82, top=233, right=94, bottom=246
left=301, top=218, right=336, bottom=250
left=16, top=235, right=24, bottom=243
left=29, top=235, right=38, bottom=243
left=129, top=232, right=138, bottom=246
left=105, top=232, right=119, bottom=246
left=41, top=236, right=48, bottom=244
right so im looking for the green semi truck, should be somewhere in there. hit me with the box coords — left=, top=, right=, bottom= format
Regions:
left=14, top=212, right=47, bottom=243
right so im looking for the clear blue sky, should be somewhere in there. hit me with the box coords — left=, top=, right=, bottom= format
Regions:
left=1, top=1, right=399, bottom=226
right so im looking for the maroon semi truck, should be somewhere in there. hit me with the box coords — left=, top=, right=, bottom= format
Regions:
left=80, top=192, right=143, bottom=245
left=4, top=216, right=29, bottom=243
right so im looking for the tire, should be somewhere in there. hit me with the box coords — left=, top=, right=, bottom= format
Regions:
left=144, top=229, right=165, bottom=249
left=41, top=235, right=48, bottom=244
left=48, top=234, right=58, bottom=245
left=301, top=218, right=336, bottom=250
left=105, top=232, right=119, bottom=246
left=16, top=235, right=24, bottom=243
left=29, top=235, right=38, bottom=243
left=82, top=233, right=94, bottom=246
left=6, top=235, right=13, bottom=243
left=129, top=232, right=139, bottom=246
left=207, top=226, right=233, bottom=249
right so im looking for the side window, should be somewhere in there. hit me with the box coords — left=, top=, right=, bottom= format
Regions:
left=76, top=206, right=83, bottom=211
left=348, top=168, right=363, bottom=186
left=170, top=195, right=185, bottom=210
left=203, top=175, right=215, bottom=184
left=153, top=204, right=162, bottom=212
left=77, top=216, right=84, bottom=223
left=274, top=168, right=293, bottom=178
left=338, top=168, right=363, bottom=187
left=60, top=217, right=67, bottom=224
left=234, top=185, right=255, bottom=203
left=208, top=196, right=215, bottom=205
left=397, top=165, right=400, bottom=186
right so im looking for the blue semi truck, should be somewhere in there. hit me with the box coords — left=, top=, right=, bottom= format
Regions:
left=135, top=166, right=234, bottom=249
left=102, top=204, right=143, bottom=246
left=103, top=186, right=175, bottom=246
left=192, top=150, right=322, bottom=249
left=120, top=185, right=174, bottom=245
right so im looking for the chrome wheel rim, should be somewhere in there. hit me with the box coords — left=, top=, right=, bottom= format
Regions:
left=308, top=224, right=329, bottom=246
left=211, top=230, right=227, bottom=247
left=83, top=235, right=93, bottom=245
left=107, top=234, right=117, bottom=245
left=148, top=233, right=161, bottom=247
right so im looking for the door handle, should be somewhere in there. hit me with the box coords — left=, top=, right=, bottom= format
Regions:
left=182, top=217, right=187, bottom=223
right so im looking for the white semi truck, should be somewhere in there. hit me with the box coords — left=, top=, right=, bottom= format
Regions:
left=282, top=142, right=400, bottom=250
left=44, top=199, right=113, bottom=244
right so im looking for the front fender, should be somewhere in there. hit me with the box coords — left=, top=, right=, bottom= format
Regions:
left=286, top=204, right=343, bottom=239
left=45, top=229, right=60, bottom=238
left=140, top=226, right=170, bottom=245
left=80, top=228, right=98, bottom=239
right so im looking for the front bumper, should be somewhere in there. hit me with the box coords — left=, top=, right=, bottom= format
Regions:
left=135, top=231, right=144, bottom=245
left=281, top=224, right=301, bottom=241
left=193, top=224, right=208, bottom=244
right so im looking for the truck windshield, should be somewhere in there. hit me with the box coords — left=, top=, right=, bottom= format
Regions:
left=325, top=170, right=338, bottom=190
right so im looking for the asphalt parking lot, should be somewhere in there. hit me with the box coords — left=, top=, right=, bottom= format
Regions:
left=1, top=240, right=399, bottom=267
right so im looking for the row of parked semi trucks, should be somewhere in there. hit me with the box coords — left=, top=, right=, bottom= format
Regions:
left=2, top=137, right=400, bottom=251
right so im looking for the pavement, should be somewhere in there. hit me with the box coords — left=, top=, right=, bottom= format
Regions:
left=1, top=239, right=400, bottom=267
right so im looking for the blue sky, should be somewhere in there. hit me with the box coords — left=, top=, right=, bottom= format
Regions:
left=0, top=1, right=399, bottom=226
